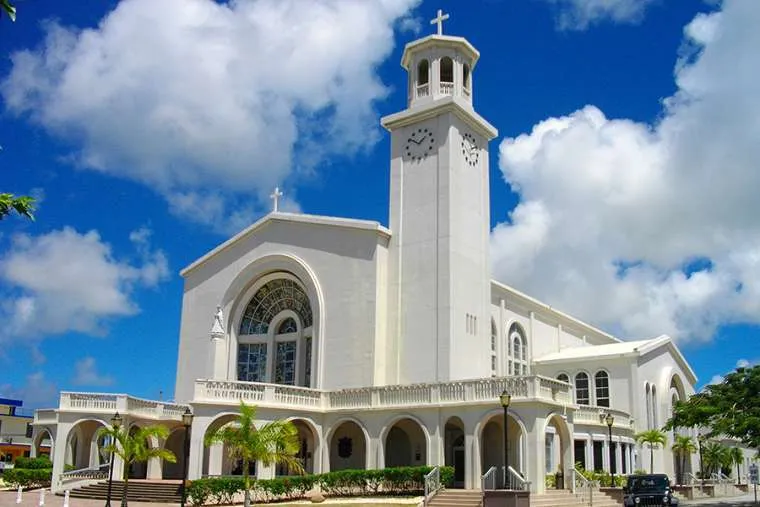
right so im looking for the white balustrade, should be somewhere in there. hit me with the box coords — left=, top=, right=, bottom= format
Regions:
left=416, top=84, right=430, bottom=98
left=573, top=405, right=633, bottom=428
left=52, top=393, right=189, bottom=422
left=440, top=82, right=454, bottom=95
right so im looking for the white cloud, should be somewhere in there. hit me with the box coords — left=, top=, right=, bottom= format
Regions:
left=2, top=0, right=420, bottom=232
left=492, top=0, right=760, bottom=343
left=0, top=372, right=58, bottom=409
left=0, top=227, right=169, bottom=340
left=737, top=359, right=750, bottom=368
left=541, top=0, right=656, bottom=30
left=72, top=357, right=114, bottom=387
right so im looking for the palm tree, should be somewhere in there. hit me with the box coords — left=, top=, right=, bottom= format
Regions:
left=204, top=402, right=304, bottom=507
left=702, top=442, right=731, bottom=477
left=671, top=435, right=697, bottom=485
left=635, top=429, right=667, bottom=474
left=728, top=447, right=743, bottom=485
left=98, top=424, right=177, bottom=507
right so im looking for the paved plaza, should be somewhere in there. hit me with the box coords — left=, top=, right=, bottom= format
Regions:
left=0, top=491, right=178, bottom=507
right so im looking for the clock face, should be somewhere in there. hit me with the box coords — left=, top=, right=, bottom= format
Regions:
left=405, top=127, right=436, bottom=161
left=461, top=132, right=480, bottom=167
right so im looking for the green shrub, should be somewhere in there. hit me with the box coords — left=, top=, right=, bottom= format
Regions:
left=3, top=468, right=52, bottom=489
left=13, top=457, right=53, bottom=470
left=187, top=466, right=454, bottom=506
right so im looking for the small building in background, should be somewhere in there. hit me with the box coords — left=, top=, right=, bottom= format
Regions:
left=0, top=398, right=51, bottom=467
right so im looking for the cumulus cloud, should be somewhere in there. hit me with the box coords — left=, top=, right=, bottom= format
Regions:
left=492, top=0, right=760, bottom=343
left=541, top=0, right=656, bottom=30
left=0, top=227, right=169, bottom=340
left=0, top=372, right=58, bottom=408
left=1, top=0, right=419, bottom=232
left=72, top=357, right=114, bottom=387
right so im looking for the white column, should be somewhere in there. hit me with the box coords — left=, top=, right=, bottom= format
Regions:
left=208, top=443, right=224, bottom=476
left=51, top=424, right=71, bottom=494
left=187, top=422, right=205, bottom=480
left=466, top=433, right=480, bottom=490
left=30, top=427, right=40, bottom=458
left=586, top=439, right=593, bottom=470
left=210, top=333, right=227, bottom=379
left=147, top=456, right=162, bottom=479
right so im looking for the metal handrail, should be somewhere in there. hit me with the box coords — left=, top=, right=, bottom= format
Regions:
left=684, top=472, right=699, bottom=485
left=424, top=466, right=441, bottom=506
left=506, top=466, right=530, bottom=491
left=572, top=467, right=596, bottom=507
left=59, top=463, right=110, bottom=485
left=482, top=466, right=497, bottom=491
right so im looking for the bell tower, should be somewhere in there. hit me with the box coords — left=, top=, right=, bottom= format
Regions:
left=381, top=11, right=498, bottom=385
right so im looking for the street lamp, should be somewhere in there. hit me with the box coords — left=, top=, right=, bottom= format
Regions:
left=605, top=413, right=615, bottom=488
left=105, top=412, right=122, bottom=507
left=180, top=408, right=194, bottom=507
left=500, top=390, right=512, bottom=490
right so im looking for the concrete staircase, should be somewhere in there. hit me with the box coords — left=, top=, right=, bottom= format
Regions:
left=531, top=489, right=621, bottom=507
left=64, top=480, right=183, bottom=503
left=428, top=489, right=484, bottom=507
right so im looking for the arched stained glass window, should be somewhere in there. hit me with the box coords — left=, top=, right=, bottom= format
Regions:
left=239, top=278, right=313, bottom=335
left=277, top=318, right=298, bottom=334
left=507, top=323, right=528, bottom=375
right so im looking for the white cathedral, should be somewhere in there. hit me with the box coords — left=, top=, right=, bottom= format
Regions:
left=33, top=13, right=703, bottom=496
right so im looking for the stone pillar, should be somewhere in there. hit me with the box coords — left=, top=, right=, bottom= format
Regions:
left=207, top=443, right=224, bottom=476
left=147, top=456, right=162, bottom=479
left=322, top=439, right=331, bottom=474
left=585, top=439, right=593, bottom=471
left=30, top=427, right=40, bottom=458
left=210, top=305, right=228, bottom=379
left=187, top=419, right=205, bottom=480
left=51, top=423, right=71, bottom=494
left=525, top=417, right=545, bottom=494
left=467, top=432, right=480, bottom=490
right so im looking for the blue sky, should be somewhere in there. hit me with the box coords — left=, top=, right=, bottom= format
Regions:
left=1, top=0, right=758, bottom=407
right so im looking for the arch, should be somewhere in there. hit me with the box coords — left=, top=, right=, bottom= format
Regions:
left=543, top=413, right=572, bottom=485
left=281, top=417, right=320, bottom=475
left=645, top=383, right=652, bottom=429
left=162, top=428, right=187, bottom=479
left=277, top=317, right=298, bottom=334
left=669, top=373, right=686, bottom=401
left=239, top=278, right=312, bottom=335
left=651, top=385, right=658, bottom=428
left=380, top=414, right=430, bottom=468
left=556, top=373, right=570, bottom=384
left=223, top=253, right=325, bottom=389
left=65, top=419, right=109, bottom=470
left=574, top=372, right=590, bottom=405
left=507, top=322, right=528, bottom=376
left=33, top=428, right=54, bottom=459
left=327, top=419, right=368, bottom=471
left=417, top=59, right=430, bottom=85
left=127, top=425, right=149, bottom=479
left=444, top=417, right=466, bottom=487
left=440, top=57, right=454, bottom=83
left=594, top=370, right=610, bottom=407
left=202, top=412, right=251, bottom=477
left=477, top=411, right=528, bottom=482
left=463, top=63, right=471, bottom=90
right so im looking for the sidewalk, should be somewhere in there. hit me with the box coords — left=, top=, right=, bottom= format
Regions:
left=0, top=490, right=179, bottom=507
left=681, top=492, right=759, bottom=506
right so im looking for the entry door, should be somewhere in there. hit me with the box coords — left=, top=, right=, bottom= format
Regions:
left=453, top=446, right=465, bottom=486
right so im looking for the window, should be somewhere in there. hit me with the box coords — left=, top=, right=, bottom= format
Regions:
left=277, top=318, right=297, bottom=334
left=651, top=385, right=658, bottom=428
left=239, top=278, right=312, bottom=335
left=575, top=372, right=590, bottom=405
left=417, top=59, right=429, bottom=85
left=507, top=323, right=528, bottom=376
left=645, top=384, right=652, bottom=428
left=25, top=423, right=33, bottom=438
left=275, top=341, right=297, bottom=385
left=490, top=320, right=497, bottom=375
left=545, top=434, right=554, bottom=473
left=304, top=336, right=312, bottom=387
left=595, top=371, right=610, bottom=407
left=592, top=441, right=604, bottom=472
left=557, top=373, right=570, bottom=384
left=440, top=57, right=454, bottom=83
left=237, top=343, right=267, bottom=382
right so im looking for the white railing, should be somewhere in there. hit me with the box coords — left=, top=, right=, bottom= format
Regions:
left=506, top=466, right=530, bottom=491
left=482, top=466, right=497, bottom=491
left=416, top=83, right=430, bottom=98
left=59, top=463, right=109, bottom=485
left=573, top=406, right=634, bottom=428
left=572, top=467, right=598, bottom=506
left=440, top=82, right=454, bottom=95
left=684, top=472, right=699, bottom=485
left=424, top=466, right=441, bottom=506
left=193, top=375, right=576, bottom=413
left=56, top=393, right=189, bottom=421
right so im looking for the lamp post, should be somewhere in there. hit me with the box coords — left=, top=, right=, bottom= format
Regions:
left=605, top=413, right=615, bottom=488
left=180, top=408, right=194, bottom=507
left=105, top=412, right=122, bottom=507
left=499, top=390, right=512, bottom=490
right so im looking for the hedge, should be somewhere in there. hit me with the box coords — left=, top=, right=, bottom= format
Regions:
left=2, top=469, right=52, bottom=489
left=14, top=457, right=53, bottom=470
left=187, top=466, right=454, bottom=506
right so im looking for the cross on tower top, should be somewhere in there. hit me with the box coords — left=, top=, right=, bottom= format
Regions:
left=430, top=9, right=449, bottom=36
left=270, top=186, right=283, bottom=212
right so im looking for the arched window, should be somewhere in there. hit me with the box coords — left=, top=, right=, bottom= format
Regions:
left=507, top=323, right=528, bottom=375
left=651, top=385, right=658, bottom=428
left=418, top=59, right=429, bottom=85
left=440, top=57, right=454, bottom=83
left=575, top=373, right=590, bottom=405
left=595, top=371, right=610, bottom=407
left=277, top=318, right=298, bottom=334
left=645, top=383, right=652, bottom=429
left=463, top=63, right=471, bottom=89
left=237, top=277, right=314, bottom=388
left=557, top=373, right=570, bottom=384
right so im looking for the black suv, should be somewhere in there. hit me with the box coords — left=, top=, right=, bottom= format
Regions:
left=623, top=474, right=679, bottom=506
